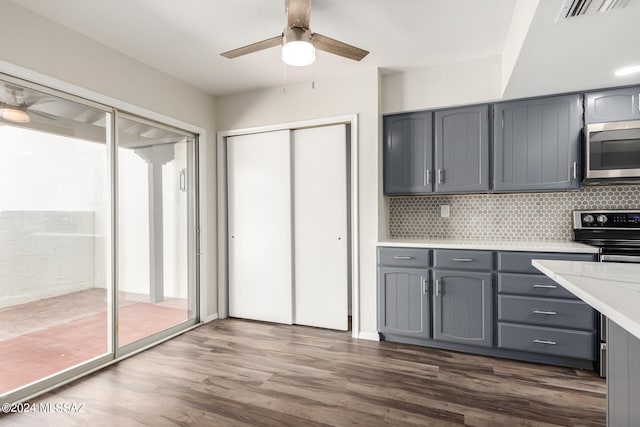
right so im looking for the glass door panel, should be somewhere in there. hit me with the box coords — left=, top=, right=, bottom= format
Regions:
left=0, top=78, right=111, bottom=395
left=116, top=116, right=195, bottom=349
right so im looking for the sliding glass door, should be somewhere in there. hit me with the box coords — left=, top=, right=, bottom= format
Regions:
left=116, top=115, right=197, bottom=352
left=0, top=76, right=199, bottom=402
left=0, top=78, right=113, bottom=395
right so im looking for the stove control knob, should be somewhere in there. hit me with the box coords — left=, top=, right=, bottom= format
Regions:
left=596, top=214, right=608, bottom=224
left=583, top=214, right=595, bottom=224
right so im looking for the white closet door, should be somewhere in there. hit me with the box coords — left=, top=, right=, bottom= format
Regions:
left=293, top=124, right=348, bottom=330
left=227, top=130, right=293, bottom=324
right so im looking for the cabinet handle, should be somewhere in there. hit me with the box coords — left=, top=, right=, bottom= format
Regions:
left=572, top=161, right=577, bottom=180
left=437, top=169, right=444, bottom=184
left=425, top=169, right=431, bottom=185
left=533, top=310, right=557, bottom=315
left=422, top=277, right=427, bottom=294
left=452, top=258, right=473, bottom=262
left=533, top=284, right=557, bottom=289
left=533, top=339, right=557, bottom=345
left=393, top=256, right=414, bottom=260
left=435, top=279, right=440, bottom=297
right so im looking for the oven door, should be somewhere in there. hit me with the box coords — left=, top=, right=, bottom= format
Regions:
left=585, top=120, right=640, bottom=179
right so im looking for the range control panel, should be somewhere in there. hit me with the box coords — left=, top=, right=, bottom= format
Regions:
left=573, top=210, right=640, bottom=229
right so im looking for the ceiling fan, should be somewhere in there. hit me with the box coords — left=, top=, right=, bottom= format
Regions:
left=221, top=0, right=369, bottom=67
left=0, top=83, right=56, bottom=124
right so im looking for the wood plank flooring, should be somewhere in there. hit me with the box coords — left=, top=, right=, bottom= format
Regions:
left=0, top=319, right=606, bottom=426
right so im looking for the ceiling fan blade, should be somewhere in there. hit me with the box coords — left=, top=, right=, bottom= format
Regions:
left=287, top=0, right=312, bottom=29
left=221, top=35, right=283, bottom=59
left=312, top=33, right=369, bottom=61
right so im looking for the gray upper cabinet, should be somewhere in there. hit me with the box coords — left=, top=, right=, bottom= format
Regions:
left=383, top=112, right=433, bottom=194
left=493, top=94, right=582, bottom=192
left=434, top=105, right=490, bottom=193
left=433, top=270, right=493, bottom=347
left=586, top=86, right=640, bottom=124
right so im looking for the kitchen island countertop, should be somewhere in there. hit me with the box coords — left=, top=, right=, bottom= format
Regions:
left=533, top=259, right=640, bottom=340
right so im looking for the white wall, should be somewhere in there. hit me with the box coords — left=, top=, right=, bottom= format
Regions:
left=0, top=2, right=218, bottom=317
left=0, top=127, right=105, bottom=307
left=216, top=69, right=381, bottom=338
left=381, top=55, right=503, bottom=114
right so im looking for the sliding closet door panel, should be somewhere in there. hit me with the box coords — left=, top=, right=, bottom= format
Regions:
left=227, top=130, right=293, bottom=324
left=293, top=124, right=348, bottom=330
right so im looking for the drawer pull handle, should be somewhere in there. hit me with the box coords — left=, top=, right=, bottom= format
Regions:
left=533, top=284, right=557, bottom=289
left=533, top=339, right=557, bottom=345
left=533, top=310, right=557, bottom=315
left=393, top=256, right=414, bottom=260
left=452, top=258, right=474, bottom=262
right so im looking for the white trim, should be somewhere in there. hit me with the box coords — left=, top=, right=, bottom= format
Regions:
left=0, top=60, right=211, bottom=322
left=357, top=332, right=381, bottom=341
left=204, top=313, right=219, bottom=323
left=217, top=114, right=361, bottom=338
left=217, top=133, right=229, bottom=319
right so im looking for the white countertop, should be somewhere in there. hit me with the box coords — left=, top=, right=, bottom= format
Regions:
left=533, top=260, right=640, bottom=340
left=378, top=239, right=599, bottom=254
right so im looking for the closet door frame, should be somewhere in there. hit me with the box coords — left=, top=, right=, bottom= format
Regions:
left=217, top=114, right=360, bottom=337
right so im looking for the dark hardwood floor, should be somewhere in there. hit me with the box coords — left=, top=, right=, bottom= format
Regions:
left=0, top=319, right=606, bottom=426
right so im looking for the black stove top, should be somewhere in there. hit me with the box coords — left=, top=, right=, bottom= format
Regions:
left=573, top=210, right=640, bottom=256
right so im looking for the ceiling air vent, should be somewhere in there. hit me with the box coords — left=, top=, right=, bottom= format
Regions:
left=559, top=0, right=629, bottom=19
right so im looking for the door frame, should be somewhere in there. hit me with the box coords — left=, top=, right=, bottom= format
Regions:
left=217, top=114, right=360, bottom=337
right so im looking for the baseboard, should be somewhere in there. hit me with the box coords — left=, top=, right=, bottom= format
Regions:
left=357, top=331, right=381, bottom=341
left=204, top=313, right=219, bottom=323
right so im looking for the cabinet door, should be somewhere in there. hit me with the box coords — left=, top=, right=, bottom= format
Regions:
left=378, top=267, right=430, bottom=339
left=383, top=112, right=433, bottom=194
left=586, top=86, right=640, bottom=124
left=433, top=270, right=493, bottom=347
left=494, top=94, right=582, bottom=191
left=434, top=105, right=489, bottom=193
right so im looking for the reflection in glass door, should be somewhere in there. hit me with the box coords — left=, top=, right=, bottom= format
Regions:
left=0, top=77, right=112, bottom=395
left=116, top=115, right=196, bottom=351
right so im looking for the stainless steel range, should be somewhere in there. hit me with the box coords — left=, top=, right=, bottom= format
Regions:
left=573, top=209, right=640, bottom=377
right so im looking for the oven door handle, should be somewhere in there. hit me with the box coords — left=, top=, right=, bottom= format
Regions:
left=601, top=254, right=640, bottom=263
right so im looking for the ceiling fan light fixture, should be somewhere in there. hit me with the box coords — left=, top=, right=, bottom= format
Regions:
left=282, top=26, right=315, bottom=67
left=0, top=107, right=30, bottom=123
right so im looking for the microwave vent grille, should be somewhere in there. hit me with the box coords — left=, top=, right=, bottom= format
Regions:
left=558, top=0, right=629, bottom=20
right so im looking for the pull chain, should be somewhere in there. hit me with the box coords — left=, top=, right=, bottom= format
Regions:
left=283, top=62, right=287, bottom=95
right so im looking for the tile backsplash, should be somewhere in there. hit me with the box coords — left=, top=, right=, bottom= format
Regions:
left=387, top=185, right=640, bottom=241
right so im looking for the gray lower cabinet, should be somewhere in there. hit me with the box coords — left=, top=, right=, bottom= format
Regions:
left=497, top=251, right=597, bottom=362
left=383, top=112, right=433, bottom=195
left=378, top=267, right=430, bottom=339
left=433, top=269, right=493, bottom=347
left=377, top=246, right=598, bottom=370
left=493, top=94, right=582, bottom=191
left=586, top=86, right=640, bottom=124
left=377, top=247, right=431, bottom=339
left=434, top=105, right=490, bottom=193
left=608, top=320, right=640, bottom=427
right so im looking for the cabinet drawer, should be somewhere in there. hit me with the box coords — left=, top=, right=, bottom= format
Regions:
left=498, top=273, right=577, bottom=299
left=498, top=295, right=595, bottom=330
left=498, top=252, right=595, bottom=274
left=498, top=323, right=596, bottom=360
left=378, top=247, right=430, bottom=268
left=433, top=249, right=492, bottom=271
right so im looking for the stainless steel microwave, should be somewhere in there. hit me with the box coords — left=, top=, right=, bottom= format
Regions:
left=585, top=120, right=640, bottom=181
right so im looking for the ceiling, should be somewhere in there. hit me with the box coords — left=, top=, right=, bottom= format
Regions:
left=8, top=0, right=640, bottom=98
